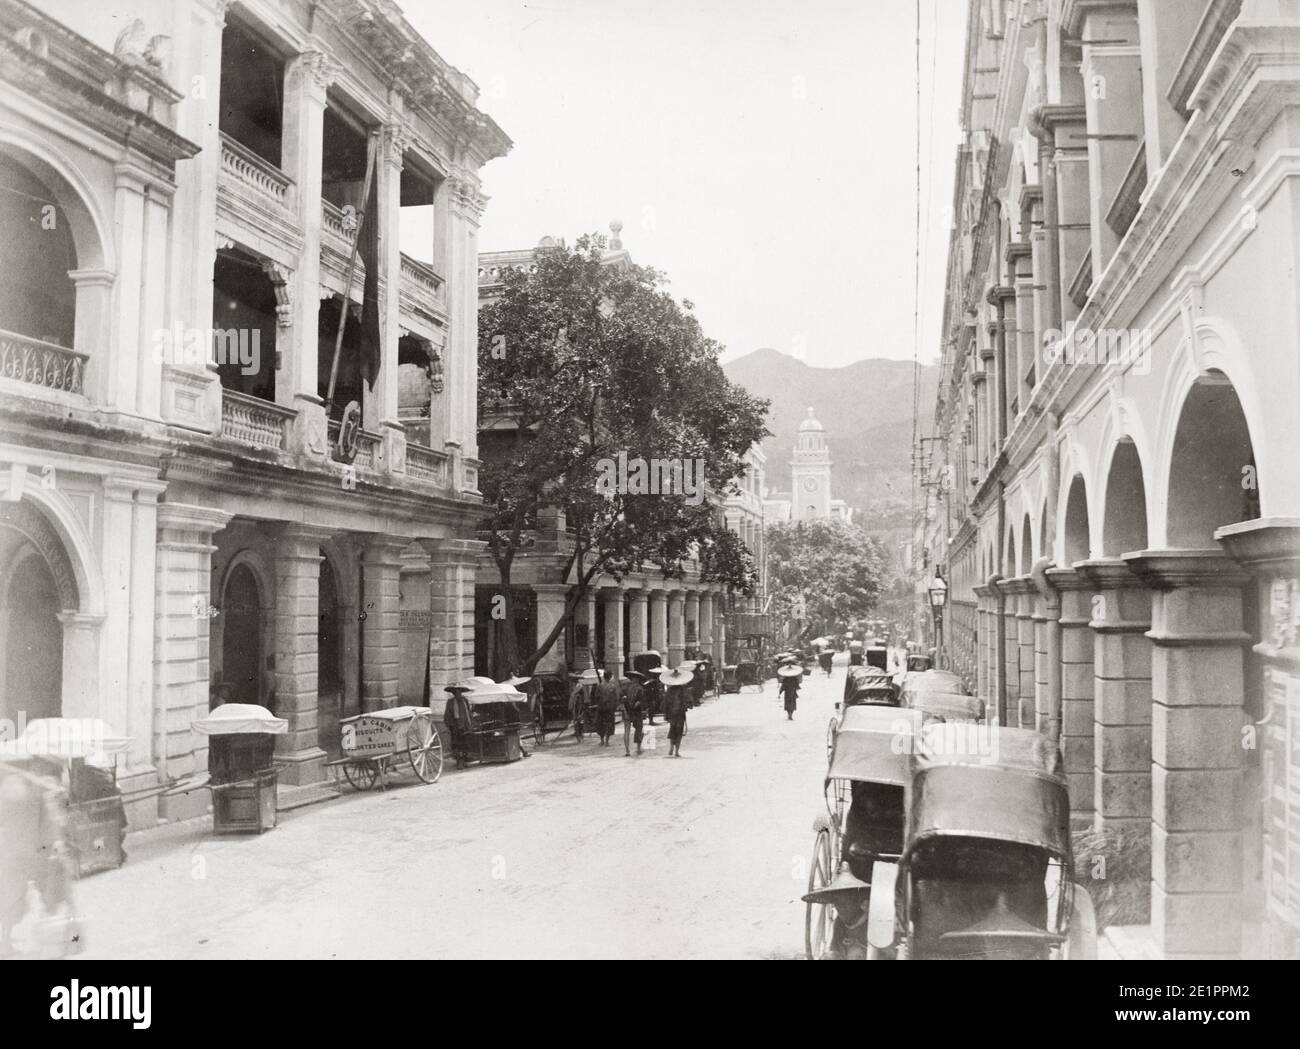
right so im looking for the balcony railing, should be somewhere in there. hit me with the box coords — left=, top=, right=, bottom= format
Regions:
left=406, top=443, right=450, bottom=486
left=0, top=329, right=87, bottom=395
left=399, top=253, right=446, bottom=322
left=327, top=419, right=381, bottom=469
left=220, top=389, right=294, bottom=451
left=219, top=132, right=293, bottom=212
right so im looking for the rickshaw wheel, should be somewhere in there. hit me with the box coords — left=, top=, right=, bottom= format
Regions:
left=343, top=761, right=378, bottom=791
left=825, top=718, right=838, bottom=760
left=805, top=828, right=836, bottom=961
left=406, top=716, right=444, bottom=784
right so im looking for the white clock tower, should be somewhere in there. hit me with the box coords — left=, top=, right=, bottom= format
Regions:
left=791, top=407, right=832, bottom=520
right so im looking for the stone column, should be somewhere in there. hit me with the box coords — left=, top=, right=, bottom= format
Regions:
left=151, top=503, right=231, bottom=822
left=1051, top=566, right=1097, bottom=823
left=1002, top=577, right=1037, bottom=727
left=1127, top=549, right=1253, bottom=959
left=1031, top=561, right=1062, bottom=738
left=667, top=589, right=686, bottom=667
left=627, top=588, right=648, bottom=661
left=699, top=591, right=715, bottom=658
left=684, top=591, right=700, bottom=653
left=360, top=537, right=405, bottom=711
left=649, top=589, right=668, bottom=657
left=1217, top=520, right=1300, bottom=959
left=1008, top=243, right=1035, bottom=413
left=713, top=589, right=727, bottom=667
left=533, top=583, right=572, bottom=675
left=370, top=120, right=410, bottom=475
left=601, top=585, right=625, bottom=680
left=280, top=48, right=334, bottom=458
left=575, top=588, right=598, bottom=669
left=424, top=538, right=484, bottom=715
left=1076, top=558, right=1152, bottom=837
left=446, top=174, right=486, bottom=478
left=973, top=584, right=994, bottom=705
left=994, top=577, right=1019, bottom=724
left=398, top=546, right=431, bottom=705
left=271, top=524, right=330, bottom=784
left=1136, top=0, right=1197, bottom=176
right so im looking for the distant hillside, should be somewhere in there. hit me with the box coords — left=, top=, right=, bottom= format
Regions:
left=723, top=348, right=940, bottom=534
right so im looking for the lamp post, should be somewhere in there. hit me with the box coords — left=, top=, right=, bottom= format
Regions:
left=927, top=573, right=948, bottom=669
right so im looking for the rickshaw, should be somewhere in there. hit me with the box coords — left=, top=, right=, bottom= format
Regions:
left=803, top=706, right=927, bottom=960
left=896, top=669, right=969, bottom=704
left=633, top=652, right=666, bottom=716
left=906, top=653, right=934, bottom=673
left=865, top=645, right=889, bottom=672
left=865, top=724, right=1097, bottom=960
left=443, top=679, right=528, bottom=767
left=829, top=667, right=899, bottom=756
left=733, top=647, right=762, bottom=693
left=525, top=671, right=573, bottom=744
left=903, top=691, right=985, bottom=724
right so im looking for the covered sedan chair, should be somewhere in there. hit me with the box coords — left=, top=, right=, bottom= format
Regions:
left=0, top=719, right=132, bottom=875
left=803, top=706, right=926, bottom=960
left=194, top=704, right=286, bottom=834
left=868, top=725, right=1095, bottom=960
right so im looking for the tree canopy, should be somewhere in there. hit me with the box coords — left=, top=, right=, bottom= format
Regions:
left=477, top=233, right=769, bottom=673
left=765, top=517, right=888, bottom=639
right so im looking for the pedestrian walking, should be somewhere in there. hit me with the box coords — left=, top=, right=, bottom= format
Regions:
left=660, top=667, right=693, bottom=757
left=622, top=670, right=647, bottom=756
left=778, top=663, right=802, bottom=720
left=593, top=669, right=620, bottom=746
left=818, top=649, right=834, bottom=675
left=569, top=678, right=588, bottom=742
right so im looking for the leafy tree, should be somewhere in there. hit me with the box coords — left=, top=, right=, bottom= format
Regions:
left=477, top=234, right=769, bottom=674
left=765, top=518, right=888, bottom=640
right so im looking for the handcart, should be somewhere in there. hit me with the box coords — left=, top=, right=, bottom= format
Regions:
left=326, top=705, right=444, bottom=791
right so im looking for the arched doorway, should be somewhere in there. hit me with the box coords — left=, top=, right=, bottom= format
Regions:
left=1063, top=475, right=1090, bottom=564
left=318, top=553, right=342, bottom=754
left=219, top=563, right=262, bottom=709
left=0, top=547, right=62, bottom=723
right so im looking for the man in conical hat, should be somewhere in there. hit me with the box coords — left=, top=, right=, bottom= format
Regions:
left=659, top=667, right=692, bottom=757
left=778, top=663, right=802, bottom=720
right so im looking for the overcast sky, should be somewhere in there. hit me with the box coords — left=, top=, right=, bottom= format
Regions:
left=404, top=0, right=967, bottom=370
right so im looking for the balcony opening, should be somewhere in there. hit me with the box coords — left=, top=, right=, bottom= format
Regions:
left=212, top=248, right=278, bottom=402
left=321, top=104, right=370, bottom=213
left=400, top=160, right=439, bottom=268
left=219, top=20, right=285, bottom=168
left=398, top=334, right=437, bottom=447
left=317, top=295, right=362, bottom=422
left=0, top=154, right=75, bottom=348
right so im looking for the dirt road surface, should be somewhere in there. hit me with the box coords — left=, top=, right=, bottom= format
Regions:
left=75, top=658, right=854, bottom=959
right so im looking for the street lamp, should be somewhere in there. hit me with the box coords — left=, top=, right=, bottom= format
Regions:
left=927, top=574, right=948, bottom=668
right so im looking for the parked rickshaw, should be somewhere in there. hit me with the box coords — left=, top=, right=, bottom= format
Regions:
left=865, top=645, right=889, bottom=672
left=903, top=690, right=986, bottom=724
left=526, top=671, right=573, bottom=744
left=444, top=679, right=528, bottom=767
left=906, top=653, right=934, bottom=673
left=732, top=648, right=763, bottom=693
left=327, top=704, right=443, bottom=790
left=197, top=703, right=285, bottom=831
left=897, top=669, right=969, bottom=704
left=865, top=724, right=1096, bottom=960
left=843, top=665, right=896, bottom=705
left=804, top=706, right=926, bottom=960
left=830, top=667, right=900, bottom=756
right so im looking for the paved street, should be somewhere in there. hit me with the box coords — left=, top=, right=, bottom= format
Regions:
left=76, top=660, right=853, bottom=960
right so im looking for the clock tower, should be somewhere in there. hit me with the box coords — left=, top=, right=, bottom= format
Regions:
left=791, top=407, right=832, bottom=520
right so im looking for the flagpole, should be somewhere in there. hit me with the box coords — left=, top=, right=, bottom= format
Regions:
left=325, top=131, right=378, bottom=418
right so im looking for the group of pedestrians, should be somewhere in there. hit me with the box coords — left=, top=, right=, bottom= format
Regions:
left=569, top=666, right=694, bottom=757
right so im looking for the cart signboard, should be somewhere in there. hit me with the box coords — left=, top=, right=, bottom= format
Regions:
left=341, top=716, right=399, bottom=757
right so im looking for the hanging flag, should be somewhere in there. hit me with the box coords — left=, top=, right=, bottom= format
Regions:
left=358, top=139, right=382, bottom=390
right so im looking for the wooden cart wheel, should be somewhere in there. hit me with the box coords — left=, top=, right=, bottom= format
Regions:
left=342, top=760, right=378, bottom=791
left=405, top=715, right=444, bottom=784
left=805, top=828, right=836, bottom=961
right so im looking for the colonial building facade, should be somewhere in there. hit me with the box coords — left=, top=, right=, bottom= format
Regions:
left=0, top=0, right=507, bottom=818
left=921, top=0, right=1300, bottom=959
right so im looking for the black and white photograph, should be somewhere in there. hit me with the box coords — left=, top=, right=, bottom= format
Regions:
left=0, top=0, right=1295, bottom=1014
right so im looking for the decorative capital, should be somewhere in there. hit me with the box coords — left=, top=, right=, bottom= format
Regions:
left=382, top=121, right=413, bottom=166
left=448, top=175, right=488, bottom=219
left=299, top=49, right=338, bottom=92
